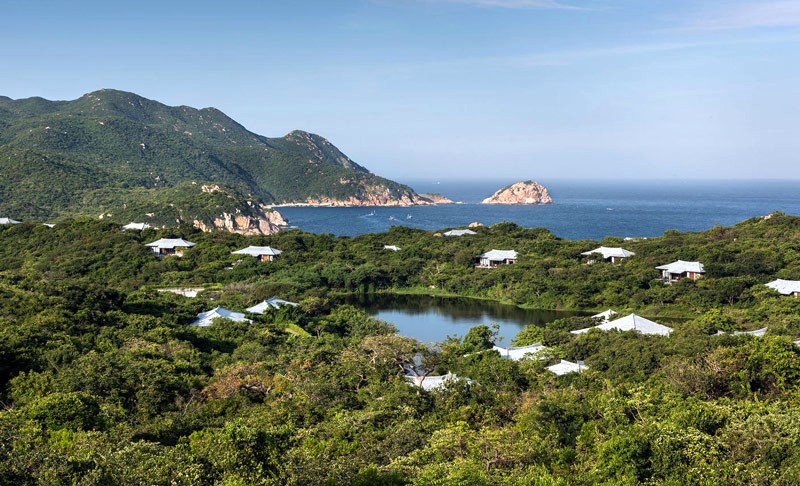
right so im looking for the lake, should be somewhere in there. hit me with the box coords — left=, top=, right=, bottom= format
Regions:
left=341, top=294, right=583, bottom=344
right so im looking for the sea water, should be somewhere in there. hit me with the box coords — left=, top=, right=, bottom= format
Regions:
left=276, top=179, right=800, bottom=240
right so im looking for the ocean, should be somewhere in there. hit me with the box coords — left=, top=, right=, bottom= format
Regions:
left=276, top=179, right=800, bottom=240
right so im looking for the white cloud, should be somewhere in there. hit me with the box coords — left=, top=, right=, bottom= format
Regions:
left=686, top=0, right=800, bottom=30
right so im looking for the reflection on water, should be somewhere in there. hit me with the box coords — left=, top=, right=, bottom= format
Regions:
left=341, top=294, right=584, bottom=344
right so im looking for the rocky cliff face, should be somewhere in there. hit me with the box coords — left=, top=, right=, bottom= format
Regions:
left=417, top=193, right=455, bottom=205
left=193, top=205, right=287, bottom=235
left=481, top=181, right=552, bottom=205
left=275, top=187, right=454, bottom=207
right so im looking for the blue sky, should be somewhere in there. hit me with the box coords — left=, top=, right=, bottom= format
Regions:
left=2, top=0, right=799, bottom=181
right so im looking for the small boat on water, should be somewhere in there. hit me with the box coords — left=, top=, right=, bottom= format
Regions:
left=406, top=214, right=412, bottom=219
left=366, top=211, right=376, bottom=216
left=389, top=216, right=398, bottom=221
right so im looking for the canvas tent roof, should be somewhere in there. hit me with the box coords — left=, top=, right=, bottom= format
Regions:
left=493, top=343, right=546, bottom=360
left=733, top=327, right=767, bottom=337
left=581, top=247, right=635, bottom=259
left=383, top=245, right=401, bottom=251
left=572, top=313, right=672, bottom=336
left=190, top=306, right=252, bottom=327
left=0, top=218, right=21, bottom=224
left=231, top=246, right=282, bottom=257
left=246, top=297, right=299, bottom=314
left=766, top=279, right=800, bottom=295
left=406, top=372, right=472, bottom=391
left=122, top=222, right=151, bottom=231
left=656, top=260, right=705, bottom=274
left=480, top=249, right=518, bottom=261
left=591, top=309, right=618, bottom=322
left=443, top=229, right=477, bottom=236
left=145, top=238, right=196, bottom=249
left=547, top=359, right=588, bottom=376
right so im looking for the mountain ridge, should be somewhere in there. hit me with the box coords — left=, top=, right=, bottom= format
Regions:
left=0, top=89, right=436, bottom=231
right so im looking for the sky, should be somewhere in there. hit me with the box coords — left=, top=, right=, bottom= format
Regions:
left=2, top=0, right=799, bottom=181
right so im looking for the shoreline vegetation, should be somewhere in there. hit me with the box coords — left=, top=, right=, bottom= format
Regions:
left=2, top=213, right=800, bottom=483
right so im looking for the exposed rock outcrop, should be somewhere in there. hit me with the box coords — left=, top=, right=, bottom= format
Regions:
left=192, top=205, right=288, bottom=235
left=417, top=193, right=455, bottom=205
left=481, top=181, right=552, bottom=205
left=274, top=188, right=454, bottom=207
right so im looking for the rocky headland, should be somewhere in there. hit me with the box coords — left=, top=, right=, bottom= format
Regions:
left=272, top=191, right=454, bottom=207
left=481, top=181, right=552, bottom=205
left=193, top=205, right=288, bottom=235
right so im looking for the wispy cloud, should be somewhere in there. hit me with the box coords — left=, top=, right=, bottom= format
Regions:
left=417, top=0, right=580, bottom=10
left=685, top=0, right=800, bottom=31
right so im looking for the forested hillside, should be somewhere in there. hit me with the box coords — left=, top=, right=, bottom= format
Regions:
left=1, top=214, right=800, bottom=484
left=0, top=89, right=422, bottom=223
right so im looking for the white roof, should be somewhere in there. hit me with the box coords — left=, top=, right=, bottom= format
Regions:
left=383, top=245, right=401, bottom=251
left=547, top=359, right=588, bottom=376
left=190, top=306, right=252, bottom=327
left=766, top=279, right=800, bottom=295
left=0, top=218, right=21, bottom=224
left=443, top=229, right=477, bottom=236
left=231, top=246, right=282, bottom=257
left=479, top=249, right=518, bottom=261
left=157, top=288, right=203, bottom=298
left=733, top=327, right=767, bottom=337
left=591, top=309, right=618, bottom=322
left=406, top=372, right=472, bottom=391
left=145, top=238, right=196, bottom=249
left=493, top=343, right=546, bottom=360
left=572, top=313, right=672, bottom=336
left=122, top=222, right=151, bottom=231
left=581, top=247, right=635, bottom=259
left=246, top=297, right=299, bottom=314
left=656, top=260, right=705, bottom=274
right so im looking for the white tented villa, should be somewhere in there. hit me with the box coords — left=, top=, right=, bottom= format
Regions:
left=145, top=238, right=196, bottom=257
left=122, top=222, right=151, bottom=231
left=443, top=229, right=477, bottom=237
left=477, top=249, right=518, bottom=268
left=492, top=343, right=547, bottom=361
left=766, top=279, right=800, bottom=297
left=547, top=359, right=588, bottom=376
left=246, top=297, right=299, bottom=314
left=571, top=313, right=672, bottom=336
left=190, top=306, right=252, bottom=327
left=581, top=246, right=635, bottom=263
left=591, top=309, right=618, bottom=323
left=656, top=260, right=705, bottom=283
left=231, top=246, right=283, bottom=262
left=405, top=372, right=473, bottom=391
left=0, top=218, right=21, bottom=225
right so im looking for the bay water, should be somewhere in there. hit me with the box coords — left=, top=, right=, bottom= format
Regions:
left=277, top=179, right=800, bottom=240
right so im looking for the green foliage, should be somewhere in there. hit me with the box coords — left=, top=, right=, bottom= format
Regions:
left=0, top=215, right=800, bottom=483
left=0, top=89, right=421, bottom=222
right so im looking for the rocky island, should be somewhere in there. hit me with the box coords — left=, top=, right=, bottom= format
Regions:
left=481, top=180, right=552, bottom=205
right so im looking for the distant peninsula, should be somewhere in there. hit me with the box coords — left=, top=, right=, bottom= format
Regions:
left=481, top=181, right=552, bottom=205
left=0, top=89, right=441, bottom=233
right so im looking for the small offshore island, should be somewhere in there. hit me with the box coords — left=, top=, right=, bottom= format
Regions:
left=482, top=180, right=553, bottom=204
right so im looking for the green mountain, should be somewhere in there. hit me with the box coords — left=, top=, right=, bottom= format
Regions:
left=0, top=89, right=426, bottom=230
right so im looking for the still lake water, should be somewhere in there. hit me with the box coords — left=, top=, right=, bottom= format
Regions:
left=342, top=294, right=584, bottom=344
left=278, top=179, right=800, bottom=240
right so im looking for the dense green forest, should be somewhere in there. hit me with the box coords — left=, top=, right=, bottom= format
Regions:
left=2, top=214, right=800, bottom=484
left=0, top=89, right=421, bottom=222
